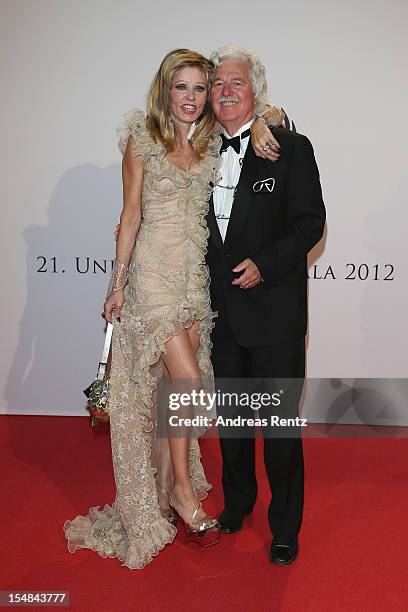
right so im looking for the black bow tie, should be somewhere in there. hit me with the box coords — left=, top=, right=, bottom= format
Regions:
left=220, top=128, right=251, bottom=154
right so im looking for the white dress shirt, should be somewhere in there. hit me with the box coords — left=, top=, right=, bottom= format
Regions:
left=213, top=119, right=254, bottom=241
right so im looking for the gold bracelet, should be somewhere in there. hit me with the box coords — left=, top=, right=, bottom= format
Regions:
left=257, top=106, right=285, bottom=128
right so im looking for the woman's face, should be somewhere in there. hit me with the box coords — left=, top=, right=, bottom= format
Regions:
left=169, top=66, right=208, bottom=126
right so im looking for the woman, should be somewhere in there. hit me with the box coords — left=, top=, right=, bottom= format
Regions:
left=63, top=49, right=283, bottom=570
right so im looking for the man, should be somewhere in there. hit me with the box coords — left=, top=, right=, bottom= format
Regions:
left=207, top=46, right=326, bottom=565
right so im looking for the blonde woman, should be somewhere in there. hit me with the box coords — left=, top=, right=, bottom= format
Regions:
left=63, top=48, right=282, bottom=569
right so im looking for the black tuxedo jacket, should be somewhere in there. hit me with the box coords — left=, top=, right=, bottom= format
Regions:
left=206, top=127, right=326, bottom=347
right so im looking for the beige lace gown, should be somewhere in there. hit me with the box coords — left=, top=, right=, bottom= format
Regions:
left=63, top=109, right=221, bottom=569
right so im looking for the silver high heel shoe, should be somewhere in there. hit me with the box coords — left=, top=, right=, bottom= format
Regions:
left=169, top=494, right=221, bottom=547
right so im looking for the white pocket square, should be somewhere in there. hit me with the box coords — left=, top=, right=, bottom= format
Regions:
left=252, top=177, right=276, bottom=193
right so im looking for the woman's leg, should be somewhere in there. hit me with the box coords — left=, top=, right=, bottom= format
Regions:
left=155, top=321, right=202, bottom=518
left=161, top=323, right=209, bottom=524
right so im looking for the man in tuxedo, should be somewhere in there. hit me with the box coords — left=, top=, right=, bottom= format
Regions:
left=207, top=46, right=326, bottom=565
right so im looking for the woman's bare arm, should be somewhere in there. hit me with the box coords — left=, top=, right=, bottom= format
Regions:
left=116, top=135, right=144, bottom=266
left=103, top=135, right=143, bottom=322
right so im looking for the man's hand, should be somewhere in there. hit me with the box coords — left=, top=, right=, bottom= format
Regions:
left=231, top=258, right=262, bottom=289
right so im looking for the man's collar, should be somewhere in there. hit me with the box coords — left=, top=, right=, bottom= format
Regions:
left=223, top=118, right=255, bottom=139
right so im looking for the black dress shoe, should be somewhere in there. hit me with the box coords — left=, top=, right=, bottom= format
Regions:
left=218, top=510, right=251, bottom=534
left=269, top=541, right=298, bottom=565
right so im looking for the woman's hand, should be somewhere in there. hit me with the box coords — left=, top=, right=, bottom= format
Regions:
left=104, top=289, right=125, bottom=323
left=250, top=119, right=281, bottom=161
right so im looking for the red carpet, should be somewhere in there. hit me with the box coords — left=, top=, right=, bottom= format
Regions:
left=1, top=415, right=407, bottom=611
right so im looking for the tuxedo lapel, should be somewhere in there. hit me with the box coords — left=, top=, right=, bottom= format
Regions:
left=208, top=193, right=224, bottom=252
left=223, top=143, right=259, bottom=250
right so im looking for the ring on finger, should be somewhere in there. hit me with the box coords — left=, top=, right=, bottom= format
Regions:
left=266, top=140, right=279, bottom=152
left=262, top=143, right=271, bottom=152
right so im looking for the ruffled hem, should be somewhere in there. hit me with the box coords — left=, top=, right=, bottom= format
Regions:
left=115, top=301, right=216, bottom=437
left=63, top=504, right=177, bottom=569
left=117, top=300, right=214, bottom=365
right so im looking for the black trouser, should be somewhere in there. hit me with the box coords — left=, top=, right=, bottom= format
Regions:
left=211, top=322, right=305, bottom=544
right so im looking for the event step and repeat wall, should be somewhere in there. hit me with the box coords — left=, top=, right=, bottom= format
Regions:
left=1, top=0, right=407, bottom=425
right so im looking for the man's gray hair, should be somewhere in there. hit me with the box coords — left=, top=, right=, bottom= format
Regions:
left=209, top=46, right=268, bottom=113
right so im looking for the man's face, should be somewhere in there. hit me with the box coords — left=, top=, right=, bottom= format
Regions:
left=211, top=58, right=256, bottom=135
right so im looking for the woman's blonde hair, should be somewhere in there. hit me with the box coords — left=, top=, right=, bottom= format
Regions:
left=146, top=49, right=215, bottom=158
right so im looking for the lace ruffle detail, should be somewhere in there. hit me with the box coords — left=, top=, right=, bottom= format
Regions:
left=117, top=107, right=222, bottom=191
left=63, top=504, right=176, bottom=569
left=116, top=108, right=165, bottom=163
